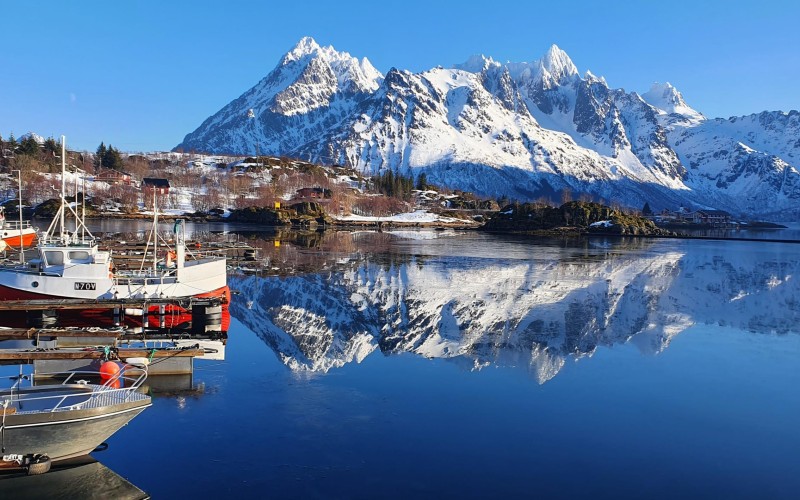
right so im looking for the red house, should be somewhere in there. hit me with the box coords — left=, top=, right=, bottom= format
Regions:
left=295, top=187, right=326, bottom=199
left=142, top=178, right=170, bottom=196
left=95, top=169, right=134, bottom=185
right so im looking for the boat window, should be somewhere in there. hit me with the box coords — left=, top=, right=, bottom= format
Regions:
left=68, top=250, right=91, bottom=261
left=45, top=251, right=64, bottom=265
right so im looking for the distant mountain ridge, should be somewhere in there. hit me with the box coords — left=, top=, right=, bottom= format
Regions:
left=176, top=37, right=800, bottom=220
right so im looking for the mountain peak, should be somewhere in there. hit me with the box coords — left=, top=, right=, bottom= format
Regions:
left=539, top=44, right=578, bottom=82
left=641, top=81, right=703, bottom=121
left=584, top=70, right=607, bottom=85
left=276, top=37, right=382, bottom=96
left=284, top=36, right=322, bottom=63
left=454, top=54, right=500, bottom=73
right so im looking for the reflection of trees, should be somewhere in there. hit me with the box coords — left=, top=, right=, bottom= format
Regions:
left=229, top=230, right=418, bottom=276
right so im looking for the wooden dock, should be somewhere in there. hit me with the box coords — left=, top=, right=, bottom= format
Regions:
left=0, top=347, right=206, bottom=376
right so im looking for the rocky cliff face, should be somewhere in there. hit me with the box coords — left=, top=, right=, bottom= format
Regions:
left=177, top=38, right=800, bottom=220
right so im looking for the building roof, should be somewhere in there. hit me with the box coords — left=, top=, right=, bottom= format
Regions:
left=142, top=177, right=170, bottom=188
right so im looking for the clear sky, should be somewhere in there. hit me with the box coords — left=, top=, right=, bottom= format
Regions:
left=2, top=0, right=798, bottom=152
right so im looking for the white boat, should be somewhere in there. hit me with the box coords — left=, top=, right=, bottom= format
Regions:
left=0, top=136, right=229, bottom=309
left=0, top=364, right=151, bottom=466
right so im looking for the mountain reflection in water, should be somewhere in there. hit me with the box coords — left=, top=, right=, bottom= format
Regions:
left=228, top=231, right=800, bottom=382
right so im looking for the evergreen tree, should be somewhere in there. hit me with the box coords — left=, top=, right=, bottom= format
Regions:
left=103, top=144, right=124, bottom=170
left=43, top=136, right=59, bottom=156
left=17, top=136, right=39, bottom=156
left=416, top=172, right=428, bottom=191
left=642, top=202, right=653, bottom=215
left=95, top=142, right=107, bottom=169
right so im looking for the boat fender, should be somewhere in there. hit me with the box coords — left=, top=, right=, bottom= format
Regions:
left=125, top=357, right=150, bottom=368
left=25, top=454, right=51, bottom=475
left=99, top=361, right=120, bottom=381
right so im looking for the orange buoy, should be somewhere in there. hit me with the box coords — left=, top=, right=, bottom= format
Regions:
left=99, top=361, right=120, bottom=381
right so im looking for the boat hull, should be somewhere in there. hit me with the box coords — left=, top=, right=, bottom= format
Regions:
left=0, top=228, right=37, bottom=248
left=1, top=400, right=151, bottom=461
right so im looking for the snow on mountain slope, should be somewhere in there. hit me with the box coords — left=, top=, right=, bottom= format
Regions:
left=177, top=38, right=800, bottom=219
left=668, top=111, right=800, bottom=218
left=641, top=82, right=705, bottom=125
left=177, top=37, right=382, bottom=156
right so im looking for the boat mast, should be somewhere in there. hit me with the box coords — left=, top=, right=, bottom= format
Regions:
left=60, top=135, right=66, bottom=241
left=152, top=189, right=158, bottom=273
left=11, top=168, right=24, bottom=264
left=74, top=167, right=79, bottom=235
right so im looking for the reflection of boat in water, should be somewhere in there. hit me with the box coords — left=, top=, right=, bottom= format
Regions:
left=0, top=137, right=229, bottom=328
left=0, top=206, right=37, bottom=250
left=0, top=363, right=151, bottom=466
left=0, top=455, right=148, bottom=499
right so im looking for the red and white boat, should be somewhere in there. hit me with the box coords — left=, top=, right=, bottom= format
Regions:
left=0, top=137, right=229, bottom=326
left=0, top=206, right=37, bottom=249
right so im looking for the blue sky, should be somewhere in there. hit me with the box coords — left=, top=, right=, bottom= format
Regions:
left=2, top=0, right=798, bottom=152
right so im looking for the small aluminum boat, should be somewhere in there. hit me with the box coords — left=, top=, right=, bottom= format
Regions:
left=0, top=364, right=151, bottom=463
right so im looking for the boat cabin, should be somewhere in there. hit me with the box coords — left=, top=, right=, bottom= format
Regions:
left=32, top=243, right=111, bottom=278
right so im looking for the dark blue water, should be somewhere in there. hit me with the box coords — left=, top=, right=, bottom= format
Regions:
left=3, top=232, right=800, bottom=498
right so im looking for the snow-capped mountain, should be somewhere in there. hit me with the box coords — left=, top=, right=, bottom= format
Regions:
left=228, top=234, right=800, bottom=383
left=177, top=38, right=800, bottom=220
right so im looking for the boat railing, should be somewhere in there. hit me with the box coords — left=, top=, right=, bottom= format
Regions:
left=0, top=219, right=34, bottom=231
left=38, top=235, right=98, bottom=248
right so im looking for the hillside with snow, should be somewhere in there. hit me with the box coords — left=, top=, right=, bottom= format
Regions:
left=177, top=37, right=800, bottom=220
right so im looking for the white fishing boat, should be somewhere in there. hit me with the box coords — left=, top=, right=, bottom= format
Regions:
left=0, top=136, right=229, bottom=308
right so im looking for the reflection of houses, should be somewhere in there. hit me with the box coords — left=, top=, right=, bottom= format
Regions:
left=95, top=169, right=134, bottom=185
left=141, top=178, right=170, bottom=196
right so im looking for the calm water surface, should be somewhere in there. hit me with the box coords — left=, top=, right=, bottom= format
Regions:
left=3, top=230, right=800, bottom=498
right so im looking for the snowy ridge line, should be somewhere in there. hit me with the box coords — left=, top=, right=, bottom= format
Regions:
left=176, top=37, right=800, bottom=221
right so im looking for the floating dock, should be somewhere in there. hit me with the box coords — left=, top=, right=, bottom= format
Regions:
left=0, top=347, right=206, bottom=376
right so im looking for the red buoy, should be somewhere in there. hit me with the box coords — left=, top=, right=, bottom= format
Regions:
left=99, top=361, right=120, bottom=381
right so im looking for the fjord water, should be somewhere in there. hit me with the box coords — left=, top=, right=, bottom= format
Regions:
left=8, top=230, right=800, bottom=498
